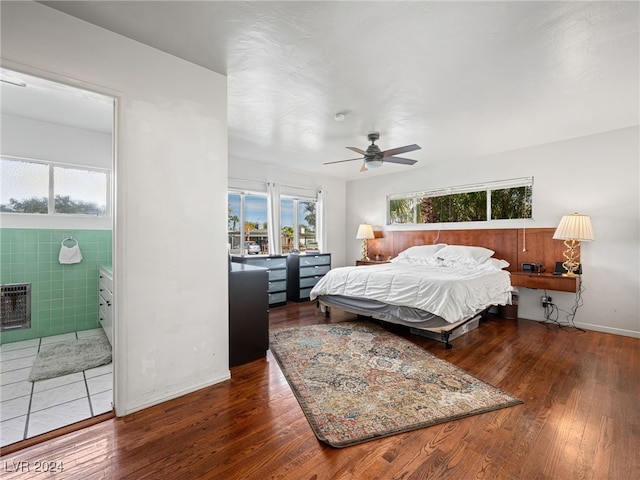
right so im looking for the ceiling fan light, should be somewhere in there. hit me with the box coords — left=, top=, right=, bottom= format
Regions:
left=366, top=159, right=383, bottom=169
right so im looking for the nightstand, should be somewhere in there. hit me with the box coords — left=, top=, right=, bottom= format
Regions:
left=510, top=272, right=578, bottom=293
left=356, top=260, right=390, bottom=266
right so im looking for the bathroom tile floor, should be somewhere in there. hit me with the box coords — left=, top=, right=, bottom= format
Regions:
left=0, top=329, right=113, bottom=448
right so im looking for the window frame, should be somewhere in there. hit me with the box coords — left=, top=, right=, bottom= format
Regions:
left=227, top=189, right=269, bottom=256
left=228, top=187, right=319, bottom=256
left=387, top=177, right=533, bottom=226
left=281, top=195, right=317, bottom=253
left=0, top=155, right=111, bottom=217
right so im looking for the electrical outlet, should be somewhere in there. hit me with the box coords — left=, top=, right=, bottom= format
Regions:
left=541, top=295, right=552, bottom=307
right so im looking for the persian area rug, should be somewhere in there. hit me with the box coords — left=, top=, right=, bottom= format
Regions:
left=28, top=334, right=112, bottom=382
left=269, top=321, right=522, bottom=448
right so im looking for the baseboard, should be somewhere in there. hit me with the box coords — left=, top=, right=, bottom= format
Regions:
left=521, top=316, right=640, bottom=339
left=573, top=322, right=640, bottom=338
left=117, top=371, right=231, bottom=416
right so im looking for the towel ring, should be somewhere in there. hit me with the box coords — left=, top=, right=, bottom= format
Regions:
left=61, top=236, right=78, bottom=247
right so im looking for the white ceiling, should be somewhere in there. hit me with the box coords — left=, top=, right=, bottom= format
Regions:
left=12, top=1, right=640, bottom=180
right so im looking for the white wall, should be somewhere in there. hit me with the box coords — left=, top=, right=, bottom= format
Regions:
left=347, top=127, right=640, bottom=337
left=228, top=158, right=348, bottom=267
left=1, top=114, right=113, bottom=230
left=1, top=2, right=230, bottom=414
left=1, top=114, right=112, bottom=168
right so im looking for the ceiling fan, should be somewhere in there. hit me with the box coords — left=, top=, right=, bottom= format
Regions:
left=324, top=132, right=421, bottom=172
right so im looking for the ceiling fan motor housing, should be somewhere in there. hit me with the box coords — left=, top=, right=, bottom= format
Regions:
left=366, top=144, right=381, bottom=156
left=366, top=132, right=381, bottom=156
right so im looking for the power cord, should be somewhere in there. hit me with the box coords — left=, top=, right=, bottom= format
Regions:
left=542, top=277, right=585, bottom=332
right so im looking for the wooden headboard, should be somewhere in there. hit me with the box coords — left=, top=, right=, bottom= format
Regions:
left=366, top=228, right=567, bottom=273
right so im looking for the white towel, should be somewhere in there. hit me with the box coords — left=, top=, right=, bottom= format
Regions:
left=59, top=243, right=83, bottom=264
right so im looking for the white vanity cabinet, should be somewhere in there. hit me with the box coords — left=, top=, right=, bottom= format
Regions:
left=98, top=267, right=114, bottom=346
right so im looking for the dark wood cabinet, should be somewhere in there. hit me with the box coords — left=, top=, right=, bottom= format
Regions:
left=229, top=263, right=269, bottom=367
left=231, top=255, right=288, bottom=306
left=287, top=253, right=331, bottom=302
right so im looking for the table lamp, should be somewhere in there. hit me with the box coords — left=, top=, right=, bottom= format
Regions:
left=552, top=213, right=594, bottom=276
left=356, top=223, right=375, bottom=261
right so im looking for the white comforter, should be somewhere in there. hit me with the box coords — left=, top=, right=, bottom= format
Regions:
left=310, top=263, right=512, bottom=324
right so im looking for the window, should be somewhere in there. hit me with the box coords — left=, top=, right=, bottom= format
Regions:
left=228, top=190, right=318, bottom=255
left=227, top=191, right=268, bottom=255
left=388, top=177, right=532, bottom=225
left=281, top=197, right=317, bottom=253
left=0, top=156, right=109, bottom=215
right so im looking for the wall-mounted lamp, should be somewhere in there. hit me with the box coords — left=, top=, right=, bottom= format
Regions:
left=356, top=223, right=375, bottom=260
left=552, top=212, right=594, bottom=276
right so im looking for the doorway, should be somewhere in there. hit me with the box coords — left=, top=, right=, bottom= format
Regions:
left=0, top=67, right=116, bottom=449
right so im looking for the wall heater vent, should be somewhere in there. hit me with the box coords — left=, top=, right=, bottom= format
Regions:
left=1, top=283, right=31, bottom=331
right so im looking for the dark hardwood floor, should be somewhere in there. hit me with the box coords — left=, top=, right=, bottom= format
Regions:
left=2, top=301, right=638, bottom=479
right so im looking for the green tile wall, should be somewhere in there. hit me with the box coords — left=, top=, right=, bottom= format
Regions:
left=0, top=228, right=112, bottom=344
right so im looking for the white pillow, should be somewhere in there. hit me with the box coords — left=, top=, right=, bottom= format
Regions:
left=436, top=245, right=495, bottom=266
left=393, top=244, right=447, bottom=265
left=476, top=258, right=510, bottom=271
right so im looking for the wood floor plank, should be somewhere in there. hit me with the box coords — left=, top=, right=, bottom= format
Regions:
left=1, top=301, right=638, bottom=479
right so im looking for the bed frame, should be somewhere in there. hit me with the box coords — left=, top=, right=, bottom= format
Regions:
left=319, top=226, right=564, bottom=348
left=318, top=295, right=490, bottom=349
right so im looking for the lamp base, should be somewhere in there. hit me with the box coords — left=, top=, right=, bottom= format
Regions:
left=361, top=239, right=368, bottom=261
left=562, top=240, right=581, bottom=278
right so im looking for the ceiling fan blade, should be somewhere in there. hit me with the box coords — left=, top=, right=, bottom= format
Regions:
left=381, top=144, right=421, bottom=157
left=360, top=163, right=368, bottom=172
left=346, top=146, right=367, bottom=155
left=323, top=157, right=363, bottom=165
left=383, top=156, right=418, bottom=166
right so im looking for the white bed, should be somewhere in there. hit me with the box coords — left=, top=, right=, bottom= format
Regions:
left=310, top=244, right=513, bottom=348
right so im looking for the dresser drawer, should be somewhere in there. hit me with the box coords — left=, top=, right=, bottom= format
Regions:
left=267, top=268, right=287, bottom=281
left=241, top=256, right=287, bottom=269
left=268, top=280, right=287, bottom=293
left=299, top=287, right=314, bottom=299
left=300, top=264, right=331, bottom=277
left=299, top=255, right=331, bottom=267
left=300, top=275, right=323, bottom=288
left=269, top=291, right=287, bottom=305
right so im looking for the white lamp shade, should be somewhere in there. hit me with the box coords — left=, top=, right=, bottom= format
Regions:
left=356, top=223, right=375, bottom=240
left=552, top=213, right=594, bottom=241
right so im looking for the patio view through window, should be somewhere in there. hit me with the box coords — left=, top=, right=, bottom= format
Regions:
left=227, top=191, right=316, bottom=255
